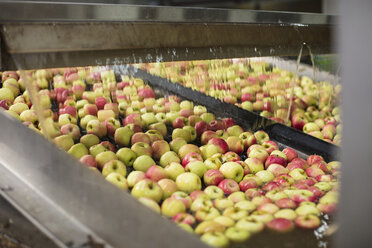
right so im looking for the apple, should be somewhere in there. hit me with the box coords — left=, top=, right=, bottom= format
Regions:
left=238, top=178, right=259, bottom=192
left=182, top=152, right=203, bottom=167
left=185, top=161, right=207, bottom=178
left=195, top=121, right=208, bottom=137
left=223, top=206, right=248, bottom=221
left=213, top=198, right=234, bottom=211
left=204, top=169, right=224, bottom=186
left=273, top=208, right=297, bottom=220
left=235, top=216, right=264, bottom=234
left=55, top=134, right=75, bottom=151
left=151, top=140, right=170, bottom=161
left=114, top=126, right=134, bottom=147
left=219, top=162, right=244, bottom=183
left=60, top=123, right=80, bottom=141
left=79, top=155, right=97, bottom=168
left=169, top=138, right=187, bottom=154
left=294, top=214, right=321, bottom=229
left=190, top=198, right=213, bottom=212
left=266, top=164, right=289, bottom=177
left=171, top=191, right=192, bottom=209
left=105, top=172, right=128, bottom=190
left=148, top=122, right=167, bottom=137
left=208, top=138, right=229, bottom=154
left=265, top=155, right=286, bottom=169
left=200, top=130, right=218, bottom=145
left=253, top=130, right=269, bottom=145
left=176, top=172, right=202, bottom=194
left=235, top=200, right=256, bottom=213
left=256, top=170, right=275, bottom=184
left=204, top=157, right=223, bottom=170
left=204, top=186, right=225, bottom=200
left=159, top=151, right=181, bottom=167
left=227, top=125, right=244, bottom=137
left=275, top=198, right=297, bottom=209
left=225, top=136, right=245, bottom=154
left=133, top=155, right=156, bottom=172
left=131, top=179, right=163, bottom=203
left=178, top=144, right=201, bottom=160
left=295, top=204, right=320, bottom=216
left=239, top=132, right=257, bottom=150
left=68, top=143, right=89, bottom=159
left=116, top=147, right=137, bottom=167
left=127, top=171, right=146, bottom=188
left=247, top=146, right=269, bottom=162
left=131, top=132, right=151, bottom=145
left=291, top=113, right=308, bottom=130
left=156, top=179, right=177, bottom=199
left=244, top=157, right=264, bottom=174
left=172, top=128, right=191, bottom=143
left=102, top=159, right=127, bottom=177
left=131, top=142, right=152, bottom=157
left=289, top=168, right=307, bottom=181
left=200, top=232, right=229, bottom=248
left=261, top=140, right=278, bottom=155
left=194, top=105, right=207, bottom=116
left=216, top=179, right=239, bottom=195
left=172, top=213, right=196, bottom=225
left=161, top=198, right=186, bottom=218
left=194, top=220, right=225, bottom=235
left=282, top=148, right=298, bottom=162
left=266, top=218, right=294, bottom=233
left=145, top=165, right=168, bottom=182
left=228, top=191, right=246, bottom=204
left=138, top=197, right=161, bottom=213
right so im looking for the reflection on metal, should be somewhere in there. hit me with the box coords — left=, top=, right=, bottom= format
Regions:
left=0, top=111, right=208, bottom=248
left=0, top=1, right=335, bottom=69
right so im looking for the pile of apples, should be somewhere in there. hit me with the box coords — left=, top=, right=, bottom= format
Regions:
left=0, top=68, right=340, bottom=248
left=138, top=59, right=342, bottom=145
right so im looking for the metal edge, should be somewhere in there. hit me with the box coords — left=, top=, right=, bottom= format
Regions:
left=0, top=110, right=208, bottom=248
left=0, top=1, right=337, bottom=25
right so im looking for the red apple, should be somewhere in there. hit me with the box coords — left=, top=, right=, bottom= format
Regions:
left=218, top=179, right=240, bottom=195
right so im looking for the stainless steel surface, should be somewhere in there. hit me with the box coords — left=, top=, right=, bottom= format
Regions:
left=0, top=110, right=208, bottom=248
left=0, top=195, right=58, bottom=248
left=0, top=1, right=335, bottom=24
left=0, top=1, right=335, bottom=69
left=338, top=0, right=371, bottom=247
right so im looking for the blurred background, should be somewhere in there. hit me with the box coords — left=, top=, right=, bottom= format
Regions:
left=10, top=0, right=338, bottom=13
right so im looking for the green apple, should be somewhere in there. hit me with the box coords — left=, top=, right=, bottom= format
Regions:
left=274, top=209, right=297, bottom=220
left=0, top=87, right=14, bottom=102
left=9, top=102, right=28, bottom=115
left=158, top=178, right=178, bottom=199
left=172, top=128, right=191, bottom=143
left=201, top=232, right=229, bottom=248
left=161, top=198, right=186, bottom=217
left=204, top=186, right=224, bottom=200
left=176, top=172, right=202, bottom=194
left=89, top=144, right=108, bottom=158
left=102, top=160, right=127, bottom=177
left=80, top=134, right=100, bottom=148
left=219, top=162, right=244, bottom=182
left=169, top=138, right=187, bottom=154
left=131, top=179, right=163, bottom=203
left=59, top=113, right=77, bottom=126
left=159, top=151, right=181, bottom=167
left=148, top=122, right=167, bottom=137
left=195, top=220, right=225, bottom=235
left=95, top=151, right=117, bottom=169
left=255, top=170, right=274, bottom=184
left=164, top=162, right=185, bottom=180
left=131, top=142, right=152, bottom=157
left=105, top=172, right=128, bottom=190
left=214, top=216, right=235, bottom=228
left=127, top=171, right=146, bottom=188
left=133, top=155, right=156, bottom=172
left=201, top=144, right=220, bottom=160
left=80, top=115, right=98, bottom=129
left=54, top=134, right=74, bottom=151
left=241, top=101, right=253, bottom=112
left=141, top=112, right=157, bottom=127
left=68, top=143, right=88, bottom=159
left=185, top=160, right=207, bottom=178
left=115, top=126, right=134, bottom=147
left=116, top=147, right=137, bottom=167
left=183, top=126, right=197, bottom=142
left=235, top=216, right=264, bottom=234
left=225, top=227, right=250, bottom=242
left=200, top=113, right=215, bottom=123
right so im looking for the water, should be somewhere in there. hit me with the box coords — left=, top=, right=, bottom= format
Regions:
left=305, top=44, right=319, bottom=106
